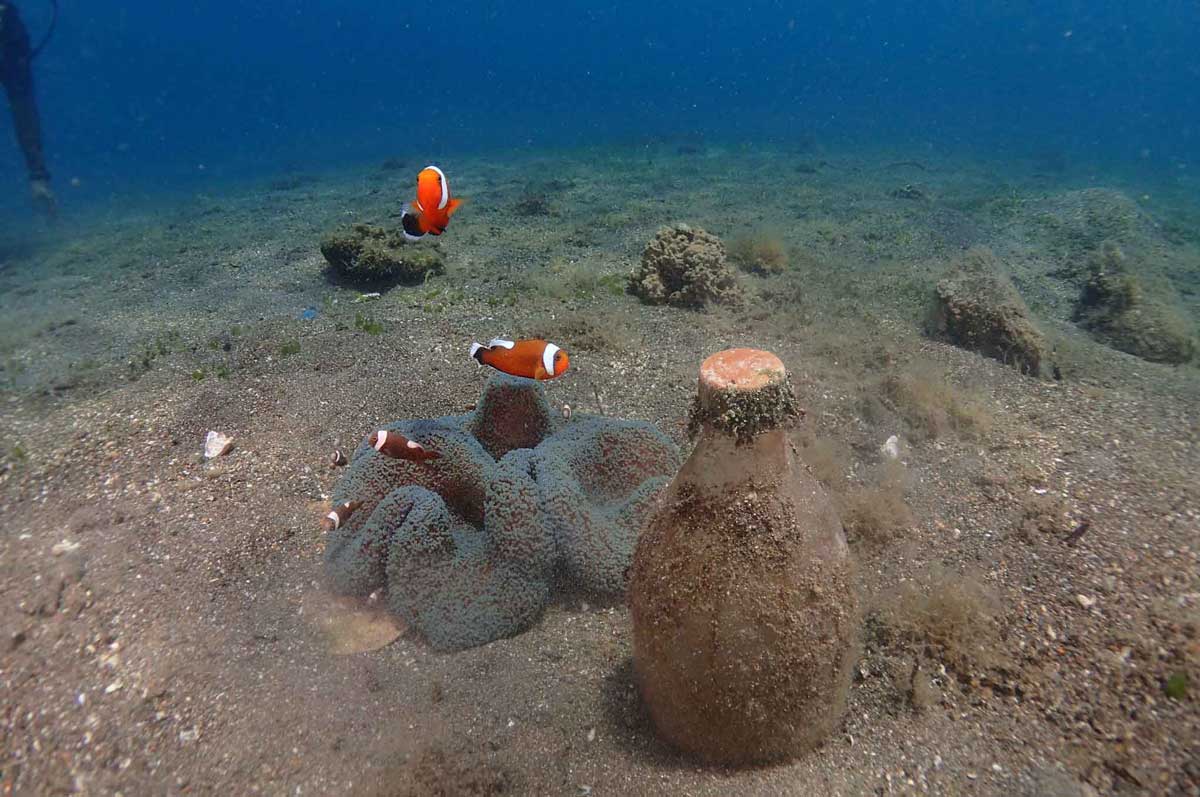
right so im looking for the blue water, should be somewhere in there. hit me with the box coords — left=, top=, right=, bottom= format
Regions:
left=4, top=0, right=1199, bottom=213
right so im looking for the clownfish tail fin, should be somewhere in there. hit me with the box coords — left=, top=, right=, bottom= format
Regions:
left=469, top=342, right=485, bottom=365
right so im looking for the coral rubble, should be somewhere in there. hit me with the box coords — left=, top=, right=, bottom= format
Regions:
left=929, top=247, right=1051, bottom=377
left=323, top=374, right=679, bottom=651
left=628, top=224, right=743, bottom=308
left=319, top=222, right=446, bottom=287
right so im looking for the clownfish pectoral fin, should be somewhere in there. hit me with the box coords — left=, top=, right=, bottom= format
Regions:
left=445, top=197, right=464, bottom=217
left=401, top=210, right=427, bottom=241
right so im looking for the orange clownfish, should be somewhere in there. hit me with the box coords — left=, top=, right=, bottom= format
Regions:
left=367, top=429, right=441, bottom=462
left=469, top=338, right=570, bottom=381
left=401, top=165, right=464, bottom=241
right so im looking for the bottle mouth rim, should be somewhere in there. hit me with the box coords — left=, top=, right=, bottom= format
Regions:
left=699, top=348, right=787, bottom=395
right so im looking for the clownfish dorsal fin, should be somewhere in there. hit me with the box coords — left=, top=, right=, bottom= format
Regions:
left=486, top=338, right=515, bottom=349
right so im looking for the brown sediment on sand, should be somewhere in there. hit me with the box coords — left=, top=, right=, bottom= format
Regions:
left=0, top=146, right=1196, bottom=795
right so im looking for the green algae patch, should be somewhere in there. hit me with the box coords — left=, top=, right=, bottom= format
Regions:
left=320, top=223, right=446, bottom=288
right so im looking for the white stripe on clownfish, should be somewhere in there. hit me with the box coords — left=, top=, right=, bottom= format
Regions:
left=542, top=343, right=560, bottom=375
left=325, top=510, right=341, bottom=529
left=426, top=165, right=449, bottom=210
left=486, top=338, right=515, bottom=349
left=373, top=430, right=389, bottom=451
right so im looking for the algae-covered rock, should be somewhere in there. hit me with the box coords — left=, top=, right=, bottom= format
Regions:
left=320, top=222, right=445, bottom=287
left=1072, top=243, right=1196, bottom=365
left=628, top=224, right=743, bottom=308
left=929, top=247, right=1051, bottom=377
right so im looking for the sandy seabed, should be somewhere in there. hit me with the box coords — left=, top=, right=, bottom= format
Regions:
left=1, top=144, right=1198, bottom=795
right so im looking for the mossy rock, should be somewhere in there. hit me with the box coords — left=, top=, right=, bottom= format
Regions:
left=320, top=223, right=445, bottom=287
left=928, top=247, right=1052, bottom=378
left=1072, top=243, right=1196, bottom=365
left=628, top=224, right=743, bottom=308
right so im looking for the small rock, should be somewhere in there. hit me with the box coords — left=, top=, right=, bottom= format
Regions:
left=204, top=431, right=233, bottom=459
left=179, top=728, right=199, bottom=743
left=104, top=680, right=123, bottom=694
left=586, top=727, right=596, bottom=742
left=1076, top=594, right=1096, bottom=609
left=880, top=435, right=902, bottom=460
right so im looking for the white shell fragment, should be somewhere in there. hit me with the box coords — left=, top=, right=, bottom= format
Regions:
left=880, top=434, right=902, bottom=460
left=51, top=539, right=80, bottom=556
left=204, top=430, right=234, bottom=459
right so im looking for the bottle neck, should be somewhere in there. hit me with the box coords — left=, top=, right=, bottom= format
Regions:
left=680, top=426, right=792, bottom=494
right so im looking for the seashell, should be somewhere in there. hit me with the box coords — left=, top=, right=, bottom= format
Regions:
left=204, top=430, right=233, bottom=459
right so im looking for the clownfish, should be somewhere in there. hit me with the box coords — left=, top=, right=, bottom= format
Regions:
left=401, top=165, right=464, bottom=241
left=321, top=500, right=362, bottom=532
left=469, top=338, right=570, bottom=381
left=368, top=429, right=441, bottom=462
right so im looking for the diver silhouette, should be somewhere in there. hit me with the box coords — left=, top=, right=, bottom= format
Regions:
left=1, top=0, right=55, bottom=218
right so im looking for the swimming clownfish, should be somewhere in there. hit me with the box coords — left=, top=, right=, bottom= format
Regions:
left=401, top=165, right=464, bottom=241
left=469, top=338, right=570, bottom=381
left=367, top=429, right=441, bottom=462
left=321, top=500, right=362, bottom=533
